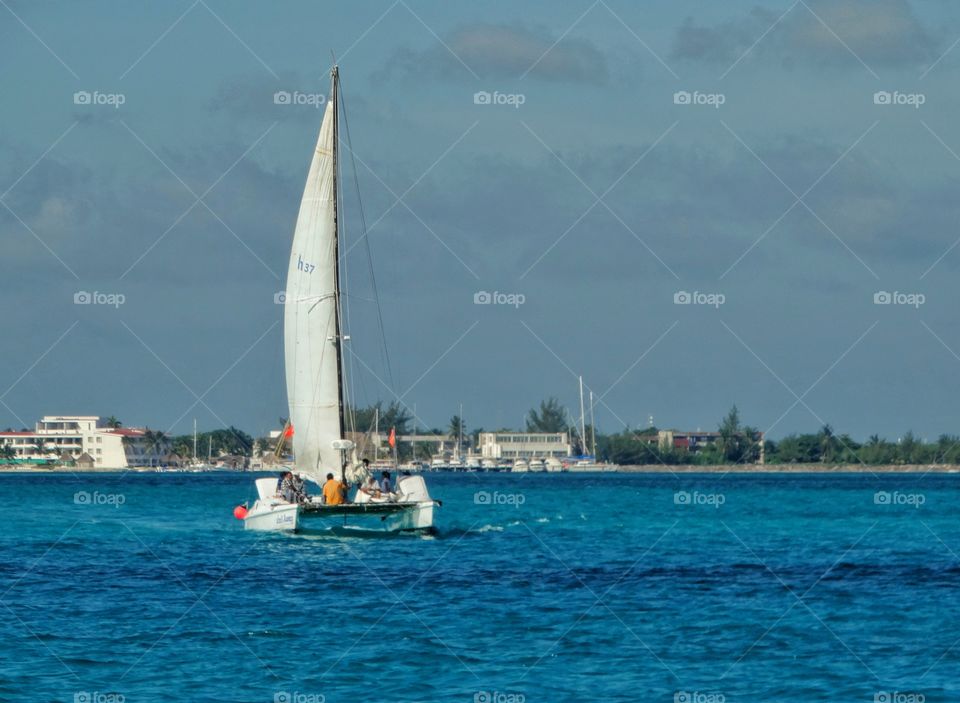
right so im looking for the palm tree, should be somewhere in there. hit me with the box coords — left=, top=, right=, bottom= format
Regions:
left=143, top=429, right=168, bottom=465
left=819, top=424, right=837, bottom=463
left=0, top=444, right=16, bottom=462
left=449, top=415, right=465, bottom=443
left=104, top=416, right=122, bottom=429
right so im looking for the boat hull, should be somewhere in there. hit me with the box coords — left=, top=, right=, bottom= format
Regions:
left=243, top=500, right=300, bottom=532
left=243, top=499, right=438, bottom=534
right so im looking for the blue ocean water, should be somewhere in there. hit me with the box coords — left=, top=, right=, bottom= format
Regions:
left=1, top=471, right=958, bottom=702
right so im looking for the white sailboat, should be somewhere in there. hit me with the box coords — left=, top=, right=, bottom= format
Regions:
left=241, top=66, right=439, bottom=533
left=564, top=377, right=617, bottom=472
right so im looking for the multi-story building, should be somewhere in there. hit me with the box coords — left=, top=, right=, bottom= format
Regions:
left=477, top=432, right=572, bottom=460
left=654, top=429, right=764, bottom=463
left=656, top=430, right=722, bottom=451
left=0, top=415, right=170, bottom=468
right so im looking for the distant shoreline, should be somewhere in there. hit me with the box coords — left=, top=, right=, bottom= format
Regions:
left=2, top=464, right=960, bottom=475
left=618, top=464, right=960, bottom=473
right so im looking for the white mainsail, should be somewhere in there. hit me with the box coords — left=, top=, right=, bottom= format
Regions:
left=284, top=96, right=343, bottom=487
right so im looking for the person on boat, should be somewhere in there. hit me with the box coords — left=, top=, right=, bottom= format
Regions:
left=290, top=473, right=308, bottom=502
left=278, top=471, right=295, bottom=502
left=322, top=472, right=348, bottom=505
left=380, top=470, right=393, bottom=494
left=358, top=475, right=381, bottom=498
left=278, top=471, right=308, bottom=504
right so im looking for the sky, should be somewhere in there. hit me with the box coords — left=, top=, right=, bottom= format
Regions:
left=3, top=0, right=960, bottom=441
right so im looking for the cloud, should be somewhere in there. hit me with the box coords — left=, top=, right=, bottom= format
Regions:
left=672, top=0, right=938, bottom=69
left=376, top=23, right=608, bottom=83
left=208, top=71, right=331, bottom=122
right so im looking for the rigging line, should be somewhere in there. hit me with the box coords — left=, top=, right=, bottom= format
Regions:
left=337, top=70, right=395, bottom=395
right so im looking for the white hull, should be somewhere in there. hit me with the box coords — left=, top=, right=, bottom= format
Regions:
left=566, top=463, right=618, bottom=472
left=243, top=498, right=437, bottom=533
left=243, top=500, right=300, bottom=531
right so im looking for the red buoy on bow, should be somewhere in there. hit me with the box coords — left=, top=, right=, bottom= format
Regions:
left=233, top=504, right=248, bottom=520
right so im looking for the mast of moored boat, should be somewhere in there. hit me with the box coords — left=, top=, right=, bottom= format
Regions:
left=578, top=376, right=587, bottom=457
left=589, top=391, right=597, bottom=458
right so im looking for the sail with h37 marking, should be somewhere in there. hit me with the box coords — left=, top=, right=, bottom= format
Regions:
left=284, top=93, right=343, bottom=487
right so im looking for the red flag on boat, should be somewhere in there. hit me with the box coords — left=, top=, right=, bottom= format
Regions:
left=284, top=424, right=294, bottom=438
left=388, top=427, right=396, bottom=448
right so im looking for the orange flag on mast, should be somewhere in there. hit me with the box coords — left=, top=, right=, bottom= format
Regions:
left=388, top=427, right=396, bottom=448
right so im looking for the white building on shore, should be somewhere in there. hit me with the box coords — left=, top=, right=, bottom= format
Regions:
left=477, top=432, right=572, bottom=460
left=0, top=416, right=170, bottom=468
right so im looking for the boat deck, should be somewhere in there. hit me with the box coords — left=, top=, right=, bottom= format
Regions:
left=299, top=501, right=420, bottom=517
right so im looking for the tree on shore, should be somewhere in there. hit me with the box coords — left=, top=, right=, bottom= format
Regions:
left=716, top=405, right=761, bottom=463
left=143, top=430, right=168, bottom=455
left=351, top=401, right=411, bottom=436
left=526, top=398, right=568, bottom=433
left=449, top=415, right=466, bottom=445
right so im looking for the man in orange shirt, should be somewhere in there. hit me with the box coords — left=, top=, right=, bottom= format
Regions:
left=322, top=472, right=348, bottom=505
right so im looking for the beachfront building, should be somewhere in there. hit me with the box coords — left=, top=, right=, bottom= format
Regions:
left=656, top=430, right=722, bottom=452
left=0, top=415, right=171, bottom=468
left=654, top=429, right=765, bottom=464
left=477, top=432, right=572, bottom=460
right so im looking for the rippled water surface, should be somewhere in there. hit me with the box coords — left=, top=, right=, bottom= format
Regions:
left=2, top=471, right=959, bottom=702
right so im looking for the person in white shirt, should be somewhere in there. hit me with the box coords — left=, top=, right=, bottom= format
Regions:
left=359, top=476, right=380, bottom=498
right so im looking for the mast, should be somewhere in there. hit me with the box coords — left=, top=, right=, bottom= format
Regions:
left=589, top=391, right=597, bottom=457
left=579, top=376, right=587, bottom=457
left=330, top=66, right=347, bottom=480
left=192, top=419, right=197, bottom=461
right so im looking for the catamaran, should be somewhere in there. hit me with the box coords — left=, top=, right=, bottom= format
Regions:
left=240, top=66, right=439, bottom=533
